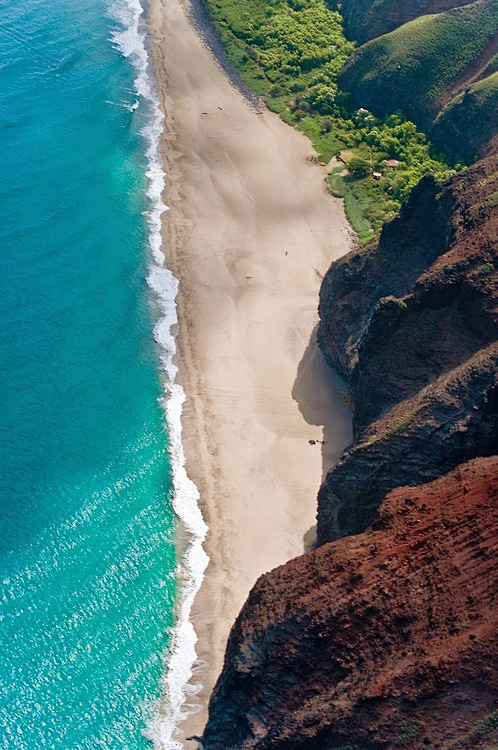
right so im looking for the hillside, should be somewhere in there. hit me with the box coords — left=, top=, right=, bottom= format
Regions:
left=329, top=0, right=473, bottom=43
left=202, top=458, right=498, bottom=750
left=339, top=0, right=498, bottom=159
left=432, top=72, right=498, bottom=162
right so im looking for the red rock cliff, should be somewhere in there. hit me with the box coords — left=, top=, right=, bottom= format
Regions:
left=202, top=458, right=498, bottom=750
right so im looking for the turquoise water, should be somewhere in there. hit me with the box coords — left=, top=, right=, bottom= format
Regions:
left=0, top=0, right=179, bottom=746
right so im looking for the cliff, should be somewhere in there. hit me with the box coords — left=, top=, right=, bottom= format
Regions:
left=201, top=158, right=498, bottom=749
left=316, top=155, right=497, bottom=540
left=202, top=458, right=498, bottom=750
left=338, top=0, right=498, bottom=162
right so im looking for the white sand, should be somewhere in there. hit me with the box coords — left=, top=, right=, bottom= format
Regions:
left=149, top=0, right=353, bottom=742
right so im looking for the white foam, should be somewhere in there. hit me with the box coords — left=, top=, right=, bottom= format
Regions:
left=108, top=1, right=209, bottom=747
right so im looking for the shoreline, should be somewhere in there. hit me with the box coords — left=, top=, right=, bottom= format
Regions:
left=147, top=0, right=354, bottom=743
left=113, top=3, right=211, bottom=747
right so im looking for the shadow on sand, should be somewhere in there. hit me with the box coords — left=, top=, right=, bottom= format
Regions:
left=292, top=325, right=353, bottom=549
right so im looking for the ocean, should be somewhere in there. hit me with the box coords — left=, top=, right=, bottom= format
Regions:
left=0, top=0, right=206, bottom=747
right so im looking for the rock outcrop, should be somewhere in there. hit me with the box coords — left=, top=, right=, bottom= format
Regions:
left=317, top=155, right=498, bottom=540
left=202, top=458, right=498, bottom=750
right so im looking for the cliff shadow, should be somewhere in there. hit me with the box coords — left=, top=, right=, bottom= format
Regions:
left=292, top=325, right=353, bottom=548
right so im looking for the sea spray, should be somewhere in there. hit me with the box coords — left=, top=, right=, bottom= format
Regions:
left=109, top=0, right=210, bottom=746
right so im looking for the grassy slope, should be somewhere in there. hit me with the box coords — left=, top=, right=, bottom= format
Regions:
left=334, top=0, right=473, bottom=43
left=432, top=72, right=498, bottom=162
left=340, top=0, right=498, bottom=129
left=200, top=0, right=456, bottom=242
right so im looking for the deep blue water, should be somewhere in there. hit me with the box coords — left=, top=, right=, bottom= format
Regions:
left=0, top=0, right=177, bottom=746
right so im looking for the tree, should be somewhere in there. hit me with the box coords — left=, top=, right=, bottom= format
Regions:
left=305, top=83, right=337, bottom=114
left=348, top=156, right=371, bottom=177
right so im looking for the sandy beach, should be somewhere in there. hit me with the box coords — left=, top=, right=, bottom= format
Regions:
left=148, top=0, right=353, bottom=741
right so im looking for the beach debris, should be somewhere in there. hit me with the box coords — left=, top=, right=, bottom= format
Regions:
left=218, top=106, right=223, bottom=110
left=309, top=439, right=316, bottom=445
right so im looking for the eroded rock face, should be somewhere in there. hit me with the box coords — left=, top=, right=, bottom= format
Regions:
left=202, top=458, right=498, bottom=750
left=317, top=342, right=497, bottom=541
left=317, top=155, right=498, bottom=540
left=318, top=156, right=498, bottom=432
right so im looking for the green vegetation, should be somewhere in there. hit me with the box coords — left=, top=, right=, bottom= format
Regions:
left=202, top=0, right=355, bottom=94
left=487, top=190, right=498, bottom=208
left=201, top=0, right=457, bottom=241
left=433, top=72, right=498, bottom=163
left=340, top=0, right=498, bottom=128
left=328, top=170, right=374, bottom=243
left=473, top=261, right=495, bottom=276
left=335, top=0, right=472, bottom=44
left=444, top=710, right=498, bottom=749
left=359, top=403, right=427, bottom=448
left=399, top=718, right=423, bottom=745
left=390, top=405, right=425, bottom=436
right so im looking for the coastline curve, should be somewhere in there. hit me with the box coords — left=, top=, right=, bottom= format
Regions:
left=109, top=0, right=210, bottom=747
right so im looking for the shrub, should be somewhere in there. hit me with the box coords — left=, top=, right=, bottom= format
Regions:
left=348, top=156, right=370, bottom=176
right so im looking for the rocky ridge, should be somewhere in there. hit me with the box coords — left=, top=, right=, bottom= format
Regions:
left=202, top=458, right=498, bottom=749
left=317, top=154, right=497, bottom=540
left=432, top=72, right=498, bottom=163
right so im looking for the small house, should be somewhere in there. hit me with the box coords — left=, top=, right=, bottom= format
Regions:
left=387, top=159, right=400, bottom=168
left=373, top=171, right=382, bottom=180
